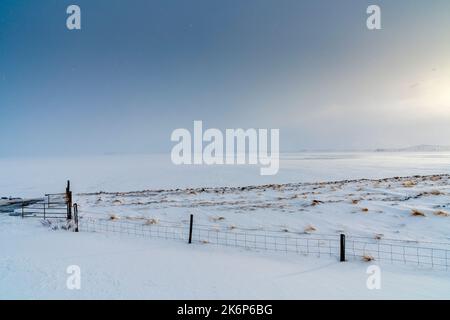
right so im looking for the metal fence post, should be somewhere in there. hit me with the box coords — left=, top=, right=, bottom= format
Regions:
left=340, top=234, right=346, bottom=262
left=188, top=214, right=193, bottom=244
left=73, top=203, right=79, bottom=232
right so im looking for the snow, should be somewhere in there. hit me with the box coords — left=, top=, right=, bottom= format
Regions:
left=76, top=174, right=450, bottom=244
left=1, top=152, right=450, bottom=299
left=1, top=152, right=450, bottom=198
left=1, top=217, right=449, bottom=300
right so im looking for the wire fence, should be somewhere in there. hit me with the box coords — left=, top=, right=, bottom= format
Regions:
left=193, top=226, right=340, bottom=257
left=78, top=216, right=450, bottom=270
left=80, top=218, right=188, bottom=242
left=345, top=236, right=450, bottom=270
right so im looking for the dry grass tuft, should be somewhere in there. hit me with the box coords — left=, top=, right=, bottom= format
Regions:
left=144, top=218, right=159, bottom=225
left=374, top=234, right=383, bottom=240
left=428, top=190, right=443, bottom=196
left=403, top=180, right=417, bottom=188
left=112, top=199, right=123, bottom=205
left=200, top=240, right=209, bottom=244
left=361, top=208, right=369, bottom=212
left=362, top=255, right=375, bottom=262
left=351, top=199, right=359, bottom=205
left=304, top=225, right=317, bottom=233
left=109, top=214, right=120, bottom=220
left=210, top=216, right=226, bottom=222
left=434, top=210, right=449, bottom=217
left=411, top=209, right=426, bottom=217
left=311, top=200, right=323, bottom=206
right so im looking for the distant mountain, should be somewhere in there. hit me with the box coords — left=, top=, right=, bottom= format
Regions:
left=374, top=145, right=450, bottom=152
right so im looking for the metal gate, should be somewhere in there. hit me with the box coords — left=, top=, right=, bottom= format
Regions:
left=19, top=181, right=72, bottom=219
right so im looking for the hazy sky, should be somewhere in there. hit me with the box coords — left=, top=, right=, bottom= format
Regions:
left=1, top=0, right=450, bottom=156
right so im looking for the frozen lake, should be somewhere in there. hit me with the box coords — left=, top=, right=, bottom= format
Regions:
left=1, top=152, right=450, bottom=197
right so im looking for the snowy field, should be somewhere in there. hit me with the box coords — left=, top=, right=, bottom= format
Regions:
left=1, top=217, right=450, bottom=300
left=1, top=152, right=450, bottom=299
left=1, top=152, right=450, bottom=197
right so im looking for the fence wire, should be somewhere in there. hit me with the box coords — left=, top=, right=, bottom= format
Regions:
left=193, top=227, right=340, bottom=257
left=345, top=236, right=449, bottom=270
left=80, top=218, right=188, bottom=242
left=78, top=217, right=450, bottom=270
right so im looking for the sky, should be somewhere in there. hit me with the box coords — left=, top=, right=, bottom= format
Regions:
left=1, top=0, right=450, bottom=156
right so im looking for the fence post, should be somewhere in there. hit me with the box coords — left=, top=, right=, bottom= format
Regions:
left=68, top=191, right=72, bottom=219
left=21, top=202, right=24, bottom=219
left=66, top=200, right=72, bottom=220
left=188, top=214, right=193, bottom=244
left=340, top=234, right=346, bottom=262
left=66, top=179, right=72, bottom=220
left=73, top=203, right=79, bottom=232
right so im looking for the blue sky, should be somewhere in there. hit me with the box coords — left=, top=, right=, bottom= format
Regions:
left=1, top=0, right=450, bottom=156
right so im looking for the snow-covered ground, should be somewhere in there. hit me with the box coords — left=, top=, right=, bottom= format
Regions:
left=1, top=217, right=450, bottom=300
left=77, top=174, right=450, bottom=244
left=1, top=152, right=450, bottom=299
left=1, top=152, right=450, bottom=197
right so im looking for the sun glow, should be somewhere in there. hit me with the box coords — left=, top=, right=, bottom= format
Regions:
left=406, top=76, right=450, bottom=116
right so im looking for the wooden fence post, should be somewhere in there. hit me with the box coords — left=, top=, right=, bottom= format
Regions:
left=188, top=214, right=193, bottom=244
left=66, top=180, right=72, bottom=220
left=68, top=191, right=72, bottom=219
left=340, top=234, right=346, bottom=262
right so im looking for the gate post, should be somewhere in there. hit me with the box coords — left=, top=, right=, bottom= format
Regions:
left=66, top=193, right=73, bottom=220
left=66, top=180, right=72, bottom=220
